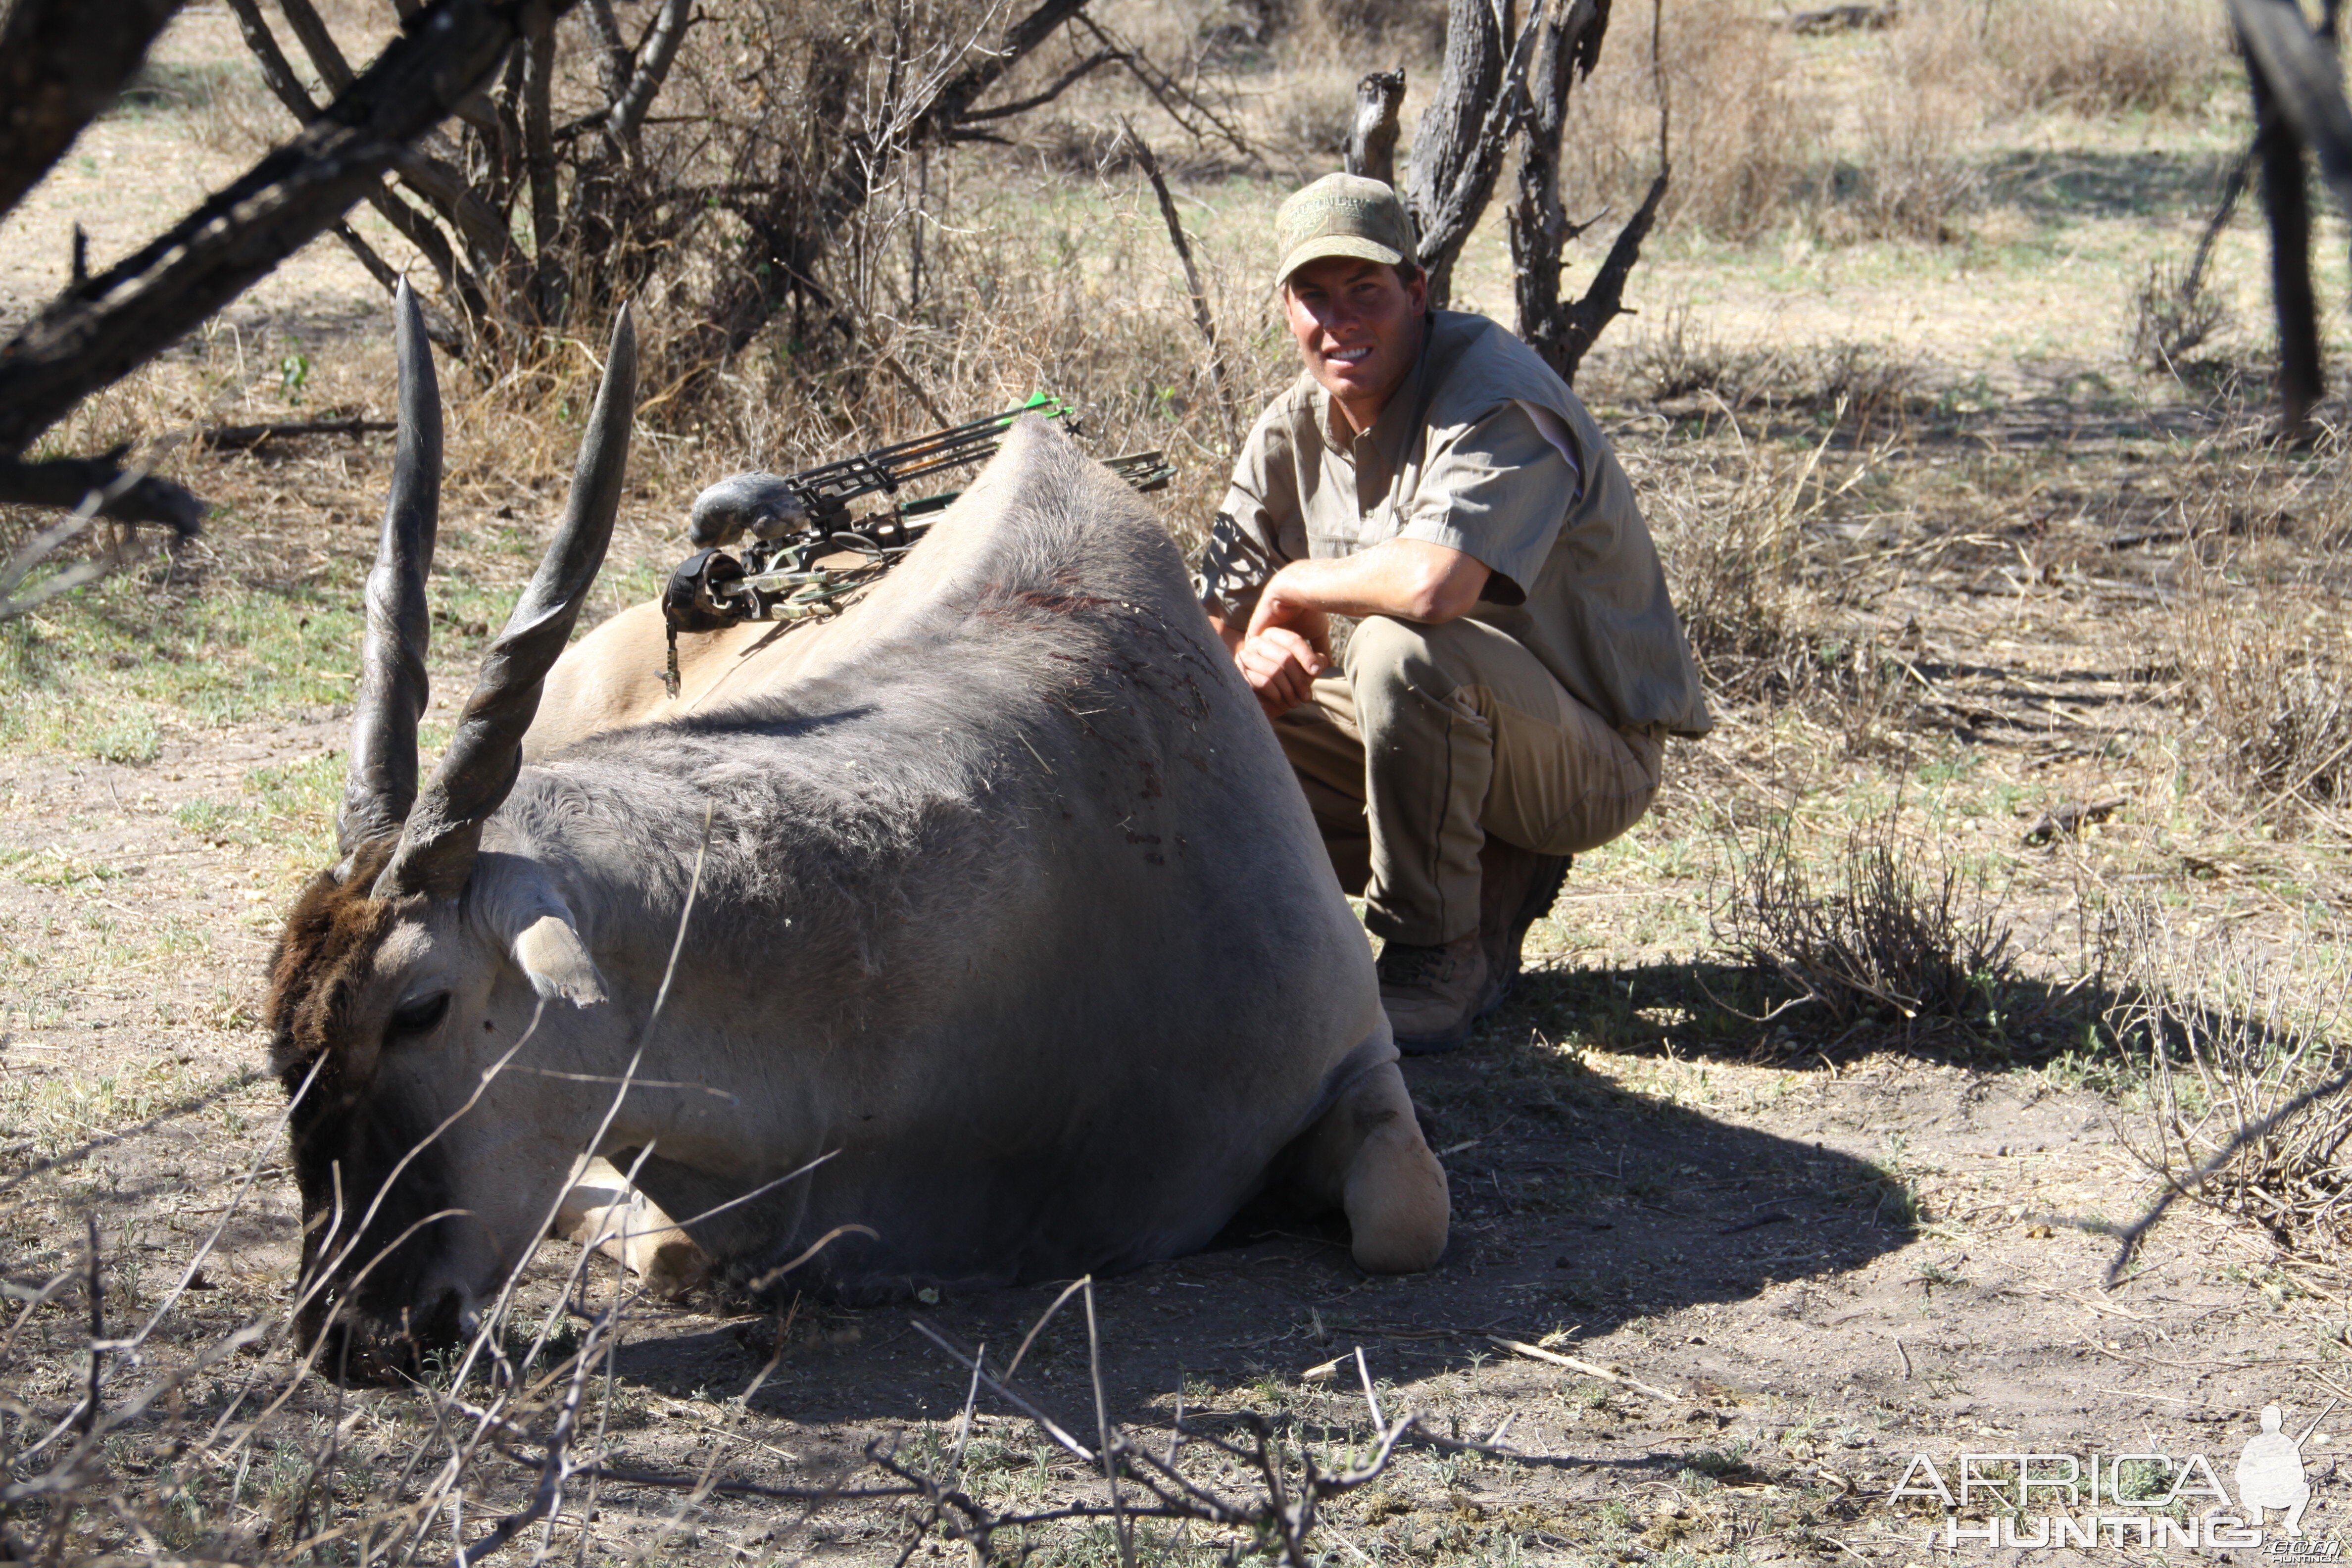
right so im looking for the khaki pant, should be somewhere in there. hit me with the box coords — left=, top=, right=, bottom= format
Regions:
left=1275, top=615, right=1664, bottom=946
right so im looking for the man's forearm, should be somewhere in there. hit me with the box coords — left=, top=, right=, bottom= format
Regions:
left=1255, top=539, right=1490, bottom=629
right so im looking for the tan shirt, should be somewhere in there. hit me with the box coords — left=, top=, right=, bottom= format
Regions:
left=1200, top=309, right=1711, bottom=737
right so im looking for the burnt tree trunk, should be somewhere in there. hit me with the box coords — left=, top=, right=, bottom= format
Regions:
left=1406, top=0, right=1509, bottom=306
left=1345, top=69, right=1405, bottom=188
left=1511, top=0, right=1667, bottom=385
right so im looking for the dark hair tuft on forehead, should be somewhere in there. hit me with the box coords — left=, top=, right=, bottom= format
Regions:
left=266, top=838, right=400, bottom=1080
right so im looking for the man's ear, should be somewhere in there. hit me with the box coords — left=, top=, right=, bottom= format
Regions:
left=468, top=852, right=609, bottom=1007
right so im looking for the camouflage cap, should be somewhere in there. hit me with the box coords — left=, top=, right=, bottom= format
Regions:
left=1274, top=173, right=1417, bottom=290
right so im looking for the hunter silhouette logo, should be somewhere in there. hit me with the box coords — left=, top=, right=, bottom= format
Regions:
left=1892, top=1398, right=2341, bottom=1551
left=2239, top=1405, right=2317, bottom=1538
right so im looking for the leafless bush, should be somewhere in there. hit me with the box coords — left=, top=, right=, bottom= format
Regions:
left=1806, top=340, right=1927, bottom=431
left=1646, top=412, right=1881, bottom=705
left=1627, top=311, right=1923, bottom=427
left=1625, top=304, right=1791, bottom=406
left=1653, top=451, right=1805, bottom=693
left=1979, top=0, right=2229, bottom=117
left=2132, top=259, right=2235, bottom=372
left=2107, top=906, right=2352, bottom=1268
left=1838, top=79, right=1981, bottom=243
left=2176, top=589, right=2352, bottom=813
left=1712, top=803, right=2020, bottom=1046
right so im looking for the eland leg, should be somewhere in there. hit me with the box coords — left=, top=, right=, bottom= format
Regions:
left=556, top=1157, right=709, bottom=1297
left=1290, top=1060, right=1451, bottom=1272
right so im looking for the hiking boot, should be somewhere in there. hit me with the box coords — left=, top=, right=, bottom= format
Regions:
left=1476, top=841, right=1571, bottom=1017
left=1377, top=933, right=1488, bottom=1055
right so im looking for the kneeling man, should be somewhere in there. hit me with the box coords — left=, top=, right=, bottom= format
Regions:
left=1199, top=174, right=1711, bottom=1053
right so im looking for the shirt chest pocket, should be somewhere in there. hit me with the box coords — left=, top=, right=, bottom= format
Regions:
left=1304, top=496, right=1406, bottom=557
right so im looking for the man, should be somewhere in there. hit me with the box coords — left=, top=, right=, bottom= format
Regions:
left=1197, top=173, right=1711, bottom=1054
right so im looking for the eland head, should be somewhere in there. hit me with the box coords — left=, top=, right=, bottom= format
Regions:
left=266, top=281, right=636, bottom=1376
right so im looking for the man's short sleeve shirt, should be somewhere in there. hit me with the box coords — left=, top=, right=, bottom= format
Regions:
left=1199, top=310, right=1710, bottom=737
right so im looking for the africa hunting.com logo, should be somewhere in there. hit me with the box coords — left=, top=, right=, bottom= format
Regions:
left=1890, top=1402, right=2341, bottom=1554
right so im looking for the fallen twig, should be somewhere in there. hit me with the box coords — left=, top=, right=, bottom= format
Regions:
left=1487, top=1335, right=1677, bottom=1399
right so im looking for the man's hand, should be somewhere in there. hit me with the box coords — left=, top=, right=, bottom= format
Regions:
left=1235, top=624, right=1328, bottom=718
left=1208, top=605, right=1329, bottom=719
left=1210, top=540, right=1491, bottom=722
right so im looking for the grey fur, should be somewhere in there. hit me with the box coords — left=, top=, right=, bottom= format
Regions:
left=294, top=418, right=1396, bottom=1321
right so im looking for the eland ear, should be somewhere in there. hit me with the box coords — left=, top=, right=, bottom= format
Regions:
left=467, top=852, right=607, bottom=1008
left=512, top=915, right=607, bottom=1007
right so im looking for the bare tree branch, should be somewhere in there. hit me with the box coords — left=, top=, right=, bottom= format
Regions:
left=0, top=0, right=187, bottom=224
left=222, top=0, right=321, bottom=121
left=958, top=48, right=1123, bottom=123
left=609, top=0, right=695, bottom=147
left=221, top=0, right=503, bottom=347
left=0, top=0, right=579, bottom=457
left=0, top=456, right=202, bottom=532
left=582, top=0, right=632, bottom=105
left=1125, top=119, right=1238, bottom=452
left=278, top=0, right=360, bottom=95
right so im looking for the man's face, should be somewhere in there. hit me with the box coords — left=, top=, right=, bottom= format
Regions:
left=1281, top=257, right=1427, bottom=432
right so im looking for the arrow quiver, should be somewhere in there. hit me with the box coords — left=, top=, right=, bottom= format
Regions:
left=660, top=398, right=1173, bottom=696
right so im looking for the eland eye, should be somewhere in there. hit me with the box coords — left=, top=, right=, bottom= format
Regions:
left=388, top=992, right=451, bottom=1036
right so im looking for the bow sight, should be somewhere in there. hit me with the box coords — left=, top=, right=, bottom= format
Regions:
left=660, top=396, right=1172, bottom=693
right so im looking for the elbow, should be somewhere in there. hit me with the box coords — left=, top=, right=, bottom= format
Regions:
left=1403, top=563, right=1487, bottom=625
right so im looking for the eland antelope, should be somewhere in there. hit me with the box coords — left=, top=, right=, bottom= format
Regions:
left=267, top=283, right=1450, bottom=1374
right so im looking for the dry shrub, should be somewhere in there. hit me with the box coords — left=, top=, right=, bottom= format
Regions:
left=1297, top=0, right=1448, bottom=53
left=1263, top=65, right=1360, bottom=160
left=1626, top=305, right=1791, bottom=405
left=1714, top=803, right=2020, bottom=1046
left=1979, top=0, right=2230, bottom=117
left=1806, top=339, right=1926, bottom=432
left=2108, top=906, right=2352, bottom=1258
left=1830, top=78, right=1981, bottom=243
left=1626, top=308, right=1924, bottom=425
left=2176, top=593, right=2352, bottom=813
left=2131, top=258, right=2234, bottom=372
left=1648, top=428, right=1811, bottom=693
left=1561, top=0, right=1817, bottom=242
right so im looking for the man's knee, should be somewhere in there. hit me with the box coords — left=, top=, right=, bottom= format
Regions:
left=1343, top=614, right=1473, bottom=712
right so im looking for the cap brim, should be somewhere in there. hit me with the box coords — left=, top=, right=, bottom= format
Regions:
left=1274, top=235, right=1408, bottom=290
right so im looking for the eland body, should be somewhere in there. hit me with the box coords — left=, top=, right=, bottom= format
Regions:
left=268, top=286, right=1449, bottom=1372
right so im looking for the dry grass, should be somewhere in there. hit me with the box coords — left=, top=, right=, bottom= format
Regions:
left=1560, top=1, right=1816, bottom=242
left=1975, top=0, right=2232, bottom=118
left=2108, top=905, right=2352, bottom=1261
left=2132, top=258, right=2237, bottom=372
left=0, top=1174, right=1489, bottom=1564
left=2159, top=443, right=2352, bottom=824
left=2176, top=589, right=2352, bottom=817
